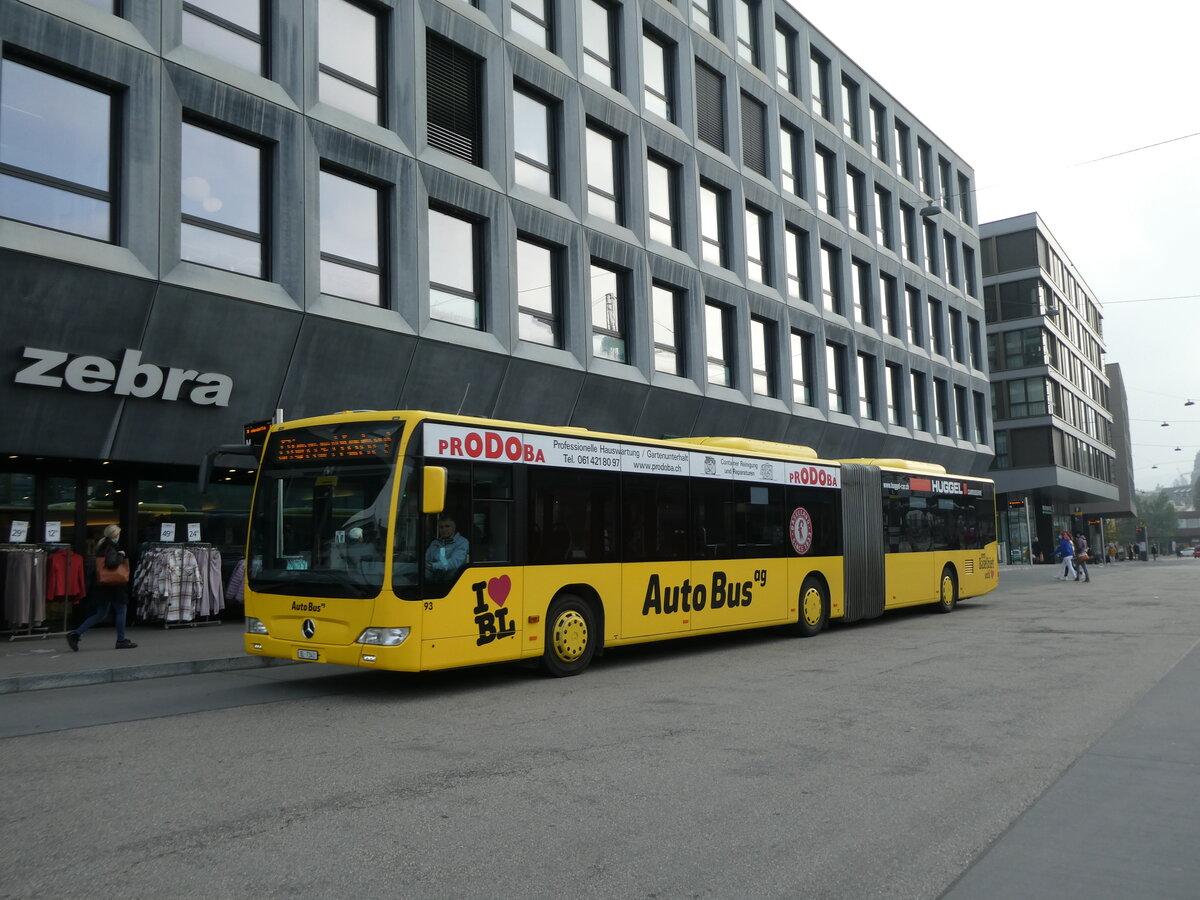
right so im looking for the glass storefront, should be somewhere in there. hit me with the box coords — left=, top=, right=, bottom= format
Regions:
left=1, top=460, right=254, bottom=633
left=0, top=472, right=35, bottom=542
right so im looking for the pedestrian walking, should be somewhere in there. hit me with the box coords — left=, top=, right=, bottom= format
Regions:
left=1055, top=531, right=1076, bottom=581
left=1073, top=533, right=1091, bottom=582
left=66, top=524, right=138, bottom=651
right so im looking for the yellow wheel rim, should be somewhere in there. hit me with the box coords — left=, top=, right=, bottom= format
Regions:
left=941, top=577, right=954, bottom=607
left=552, top=610, right=588, bottom=663
left=802, top=588, right=823, bottom=627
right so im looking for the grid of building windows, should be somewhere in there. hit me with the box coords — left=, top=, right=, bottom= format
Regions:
left=0, top=0, right=992, bottom=475
left=981, top=215, right=1116, bottom=489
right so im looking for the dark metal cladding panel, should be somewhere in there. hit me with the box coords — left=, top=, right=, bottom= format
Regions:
left=840, top=463, right=885, bottom=622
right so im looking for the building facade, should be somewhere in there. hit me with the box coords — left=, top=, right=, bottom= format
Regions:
left=0, top=0, right=991, bottom=628
left=980, top=213, right=1122, bottom=563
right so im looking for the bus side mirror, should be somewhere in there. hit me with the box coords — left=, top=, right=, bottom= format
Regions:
left=422, top=466, right=447, bottom=515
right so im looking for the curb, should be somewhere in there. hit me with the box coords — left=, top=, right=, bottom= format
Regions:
left=0, top=655, right=296, bottom=695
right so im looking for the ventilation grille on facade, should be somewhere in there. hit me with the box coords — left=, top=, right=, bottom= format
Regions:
left=740, top=93, right=765, bottom=176
left=427, top=33, right=481, bottom=165
left=695, top=61, right=725, bottom=152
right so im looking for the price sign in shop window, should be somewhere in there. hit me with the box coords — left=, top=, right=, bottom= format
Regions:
left=159, top=523, right=203, bottom=541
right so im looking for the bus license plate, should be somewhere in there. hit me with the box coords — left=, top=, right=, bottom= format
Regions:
left=297, top=649, right=319, bottom=661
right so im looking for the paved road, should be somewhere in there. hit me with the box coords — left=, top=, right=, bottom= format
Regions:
left=2, top=560, right=1197, bottom=899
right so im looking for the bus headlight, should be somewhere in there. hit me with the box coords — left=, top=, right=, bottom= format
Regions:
left=356, top=627, right=411, bottom=646
left=246, top=617, right=269, bottom=635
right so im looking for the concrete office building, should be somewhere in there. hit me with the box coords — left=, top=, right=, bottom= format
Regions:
left=0, top=0, right=991, bottom=619
left=980, top=213, right=1124, bottom=563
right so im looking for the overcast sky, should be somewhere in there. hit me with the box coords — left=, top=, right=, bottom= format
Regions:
left=791, top=0, right=1200, bottom=494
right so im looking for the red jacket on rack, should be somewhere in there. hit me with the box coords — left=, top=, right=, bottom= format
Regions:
left=46, top=549, right=86, bottom=601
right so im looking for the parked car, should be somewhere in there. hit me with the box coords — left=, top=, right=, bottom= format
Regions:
left=1178, top=547, right=1196, bottom=558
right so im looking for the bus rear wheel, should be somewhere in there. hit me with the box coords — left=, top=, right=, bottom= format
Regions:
left=541, top=594, right=597, bottom=677
left=791, top=576, right=828, bottom=638
left=934, top=566, right=958, bottom=614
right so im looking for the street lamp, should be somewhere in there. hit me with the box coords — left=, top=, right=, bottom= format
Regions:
left=919, top=204, right=941, bottom=218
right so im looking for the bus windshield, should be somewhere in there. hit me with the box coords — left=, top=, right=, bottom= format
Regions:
left=248, top=420, right=403, bottom=599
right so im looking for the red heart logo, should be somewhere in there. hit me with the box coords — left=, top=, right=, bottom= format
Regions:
left=487, top=574, right=512, bottom=606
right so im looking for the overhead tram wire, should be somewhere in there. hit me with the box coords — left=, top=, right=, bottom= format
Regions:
left=939, top=128, right=1200, bottom=223
left=1067, top=131, right=1200, bottom=168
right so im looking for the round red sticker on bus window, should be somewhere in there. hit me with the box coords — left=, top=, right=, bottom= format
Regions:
left=790, top=507, right=813, bottom=555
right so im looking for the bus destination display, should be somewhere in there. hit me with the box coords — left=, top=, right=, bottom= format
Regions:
left=272, top=428, right=398, bottom=463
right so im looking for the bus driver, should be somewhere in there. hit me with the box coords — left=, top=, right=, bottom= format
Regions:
left=425, top=517, right=469, bottom=581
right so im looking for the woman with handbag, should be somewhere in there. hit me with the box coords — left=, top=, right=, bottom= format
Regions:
left=66, top=524, right=137, bottom=651
left=1073, top=533, right=1091, bottom=583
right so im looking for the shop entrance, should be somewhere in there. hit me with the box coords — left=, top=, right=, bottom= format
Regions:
left=1, top=459, right=254, bottom=636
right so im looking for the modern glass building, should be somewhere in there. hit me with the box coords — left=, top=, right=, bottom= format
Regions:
left=0, top=0, right=990, bottom=593
left=979, top=213, right=1126, bottom=563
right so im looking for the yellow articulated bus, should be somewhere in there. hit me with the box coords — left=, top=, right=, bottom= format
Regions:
left=238, top=410, right=998, bottom=677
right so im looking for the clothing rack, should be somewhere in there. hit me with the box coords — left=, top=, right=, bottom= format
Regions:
left=135, top=541, right=224, bottom=628
left=175, top=541, right=222, bottom=629
left=42, top=543, right=78, bottom=638
left=2, top=543, right=75, bottom=640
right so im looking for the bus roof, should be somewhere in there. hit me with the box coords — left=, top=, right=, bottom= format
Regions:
left=839, top=458, right=948, bottom=475
left=674, top=436, right=818, bottom=460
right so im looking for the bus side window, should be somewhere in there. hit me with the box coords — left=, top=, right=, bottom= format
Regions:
left=735, top=482, right=786, bottom=558
left=692, top=479, right=733, bottom=559
left=421, top=461, right=472, bottom=598
left=904, top=506, right=932, bottom=552
left=786, top=487, right=841, bottom=556
left=978, top=490, right=997, bottom=545
left=471, top=502, right=511, bottom=562
left=622, top=474, right=689, bottom=563
left=884, top=495, right=905, bottom=553
left=527, top=468, right=618, bottom=564
left=471, top=464, right=513, bottom=563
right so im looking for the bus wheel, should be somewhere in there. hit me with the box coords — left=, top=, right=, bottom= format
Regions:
left=934, top=566, right=958, bottom=614
left=541, top=594, right=597, bottom=677
left=791, top=576, right=828, bottom=638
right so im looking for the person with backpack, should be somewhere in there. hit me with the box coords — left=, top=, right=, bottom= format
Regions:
left=66, top=524, right=137, bottom=651
left=1073, top=533, right=1091, bottom=583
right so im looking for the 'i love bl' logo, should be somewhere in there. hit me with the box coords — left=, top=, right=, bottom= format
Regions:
left=471, top=576, right=516, bottom=646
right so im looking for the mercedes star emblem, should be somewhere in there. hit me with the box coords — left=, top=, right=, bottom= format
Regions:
left=302, top=618, right=316, bottom=639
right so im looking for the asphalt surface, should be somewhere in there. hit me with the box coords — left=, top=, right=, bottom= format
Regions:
left=1, top=558, right=1197, bottom=898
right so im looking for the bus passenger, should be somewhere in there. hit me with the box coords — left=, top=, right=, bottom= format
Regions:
left=426, top=517, right=469, bottom=581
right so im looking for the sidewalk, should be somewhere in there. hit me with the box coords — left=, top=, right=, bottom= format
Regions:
left=945, top=557, right=1200, bottom=899
left=944, top=637, right=1200, bottom=899
left=0, top=619, right=289, bottom=694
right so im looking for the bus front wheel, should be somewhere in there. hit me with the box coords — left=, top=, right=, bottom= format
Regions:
left=934, top=566, right=958, bottom=614
left=541, top=594, right=597, bottom=677
left=791, top=576, right=828, bottom=638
